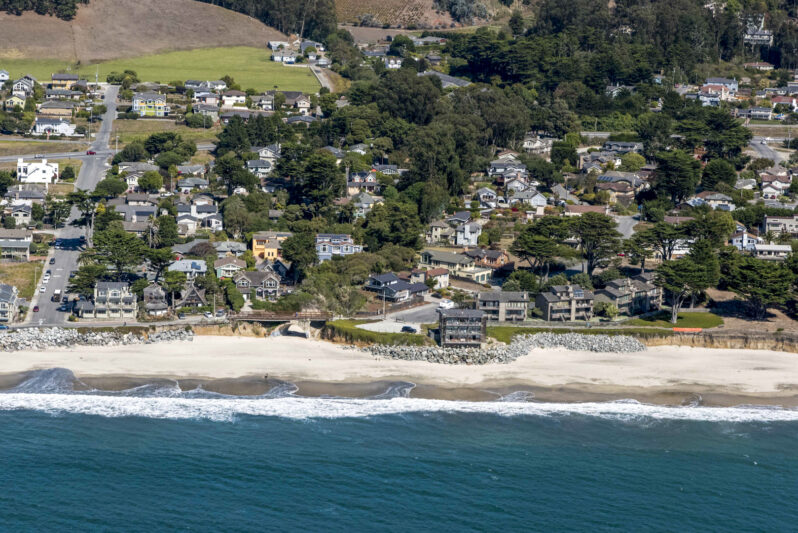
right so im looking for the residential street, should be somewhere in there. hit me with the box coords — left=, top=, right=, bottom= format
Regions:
left=25, top=85, right=120, bottom=326
left=749, top=136, right=789, bottom=164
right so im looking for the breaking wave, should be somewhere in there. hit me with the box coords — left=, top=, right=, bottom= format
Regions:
left=0, top=393, right=796, bottom=423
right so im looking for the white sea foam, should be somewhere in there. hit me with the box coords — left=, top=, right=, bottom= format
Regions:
left=0, top=393, right=797, bottom=423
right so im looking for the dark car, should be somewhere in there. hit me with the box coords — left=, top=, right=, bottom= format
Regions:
left=401, top=326, right=417, bottom=334
left=0, top=324, right=9, bottom=330
left=33, top=305, right=39, bottom=312
left=49, top=258, right=55, bottom=265
left=178, top=313, right=186, bottom=320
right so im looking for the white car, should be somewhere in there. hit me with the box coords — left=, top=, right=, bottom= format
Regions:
left=39, top=286, right=46, bottom=293
left=42, top=276, right=50, bottom=284
left=438, top=299, right=455, bottom=310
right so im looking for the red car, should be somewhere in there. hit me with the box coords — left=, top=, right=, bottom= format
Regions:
left=86, top=150, right=96, bottom=155
left=33, top=305, right=39, bottom=312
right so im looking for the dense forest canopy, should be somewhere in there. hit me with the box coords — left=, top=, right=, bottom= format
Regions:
left=193, top=0, right=336, bottom=41
left=0, top=0, right=87, bottom=19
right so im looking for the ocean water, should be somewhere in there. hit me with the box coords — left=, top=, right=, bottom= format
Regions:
left=1, top=370, right=798, bottom=531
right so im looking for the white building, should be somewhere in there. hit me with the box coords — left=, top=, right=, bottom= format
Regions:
left=32, top=117, right=76, bottom=136
left=17, top=158, right=58, bottom=184
left=455, top=222, right=482, bottom=247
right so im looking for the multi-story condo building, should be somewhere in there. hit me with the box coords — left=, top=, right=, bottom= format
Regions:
left=536, top=285, right=594, bottom=322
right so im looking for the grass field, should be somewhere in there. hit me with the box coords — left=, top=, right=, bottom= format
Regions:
left=3, top=47, right=320, bottom=93
left=0, top=261, right=43, bottom=301
left=113, top=119, right=222, bottom=146
left=0, top=141, right=88, bottom=157
left=626, top=311, right=724, bottom=329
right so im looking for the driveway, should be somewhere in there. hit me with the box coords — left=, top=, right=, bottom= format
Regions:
left=614, top=215, right=639, bottom=239
left=357, top=303, right=441, bottom=333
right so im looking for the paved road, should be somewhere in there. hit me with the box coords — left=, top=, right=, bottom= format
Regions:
left=0, top=150, right=113, bottom=164
left=614, top=215, right=639, bottom=239
left=749, top=137, right=789, bottom=164
left=27, top=85, right=120, bottom=326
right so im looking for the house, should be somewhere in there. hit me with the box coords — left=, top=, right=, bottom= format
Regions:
left=564, top=205, right=610, bottom=217
left=364, top=273, right=429, bottom=302
left=439, top=309, right=486, bottom=348
left=509, top=189, right=547, bottom=207
left=177, top=164, right=205, bottom=177
left=273, top=50, right=298, bottom=63
left=315, top=234, right=363, bottom=262
left=753, top=243, right=792, bottom=260
left=488, top=159, right=527, bottom=179
left=739, top=107, right=773, bottom=120
left=693, top=191, right=735, bottom=211
left=234, top=269, right=282, bottom=300
left=602, top=141, right=643, bottom=154
left=373, top=164, right=399, bottom=175
left=463, top=248, right=512, bottom=271
left=193, top=92, right=219, bottom=106
left=185, top=80, right=227, bottom=92
left=0, top=70, right=8, bottom=83
left=384, top=57, right=402, bottom=69
left=447, top=211, right=471, bottom=226
left=246, top=159, right=273, bottom=178
left=7, top=204, right=32, bottom=226
left=425, top=53, right=442, bottom=66
left=4, top=186, right=45, bottom=205
left=252, top=231, right=292, bottom=260
left=294, top=95, right=312, bottom=115
left=406, top=267, right=449, bottom=289
left=705, top=77, right=739, bottom=93
left=252, top=94, right=274, bottom=111
left=735, top=178, right=757, bottom=190
left=142, top=283, right=168, bottom=317
left=267, top=40, right=290, bottom=50
left=118, top=162, right=159, bottom=174
left=477, top=291, right=529, bottom=321
left=38, top=100, right=75, bottom=117
left=176, top=177, right=209, bottom=194
left=426, top=220, right=455, bottom=244
left=504, top=177, right=529, bottom=195
left=45, top=88, right=82, bottom=100
left=522, top=135, right=553, bottom=155
left=252, top=144, right=281, bottom=164
left=476, top=187, right=498, bottom=205
left=351, top=191, right=381, bottom=218
left=0, top=283, right=19, bottom=322
left=4, top=95, right=25, bottom=109
left=12, top=77, right=34, bottom=96
left=213, top=240, right=247, bottom=258
left=347, top=170, right=381, bottom=196
left=214, top=257, right=246, bottom=278
left=32, top=118, right=76, bottom=136
left=730, top=230, right=764, bottom=251
left=455, top=222, right=481, bottom=247
left=0, top=229, right=31, bottom=261
left=50, top=73, right=79, bottom=89
left=174, top=283, right=207, bottom=308
left=323, top=146, right=345, bottom=164
left=536, top=285, right=595, bottom=322
left=596, top=181, right=636, bottom=205
left=284, top=115, right=316, bottom=126
left=221, top=90, right=247, bottom=108
left=17, top=158, right=58, bottom=184
left=595, top=276, right=662, bottom=316
left=92, top=282, right=137, bottom=320
left=132, top=92, right=170, bottom=117
left=168, top=259, right=208, bottom=280
left=418, top=70, right=471, bottom=89
left=418, top=249, right=492, bottom=284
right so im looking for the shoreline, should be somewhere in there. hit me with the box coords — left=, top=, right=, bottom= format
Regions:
left=3, top=335, right=798, bottom=407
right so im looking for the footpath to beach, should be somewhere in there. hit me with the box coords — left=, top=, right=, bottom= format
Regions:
left=2, top=335, right=798, bottom=404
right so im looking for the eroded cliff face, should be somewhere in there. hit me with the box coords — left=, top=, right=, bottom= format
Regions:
left=644, top=333, right=798, bottom=354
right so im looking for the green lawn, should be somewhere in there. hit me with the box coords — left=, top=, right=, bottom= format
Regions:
left=3, top=47, right=320, bottom=93
left=626, top=311, right=724, bottom=329
left=0, top=261, right=43, bottom=301
left=112, top=119, right=222, bottom=146
left=326, top=319, right=433, bottom=346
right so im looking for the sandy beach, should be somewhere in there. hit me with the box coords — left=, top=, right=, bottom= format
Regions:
left=3, top=335, right=798, bottom=405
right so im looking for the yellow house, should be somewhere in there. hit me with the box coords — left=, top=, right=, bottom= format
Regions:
left=4, top=95, right=25, bottom=109
left=51, top=73, right=79, bottom=89
left=252, top=231, right=292, bottom=260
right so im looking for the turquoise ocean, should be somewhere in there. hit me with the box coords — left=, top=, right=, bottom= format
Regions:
left=1, top=369, right=797, bottom=531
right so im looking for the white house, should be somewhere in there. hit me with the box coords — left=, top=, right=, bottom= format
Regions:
left=730, top=230, right=763, bottom=251
left=221, top=90, right=247, bottom=108
left=17, top=158, right=58, bottom=184
left=455, top=222, right=482, bottom=247
left=32, top=117, right=76, bottom=136
left=0, top=70, right=9, bottom=83
left=384, top=57, right=402, bottom=69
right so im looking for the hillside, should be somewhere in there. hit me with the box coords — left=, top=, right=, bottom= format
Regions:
left=335, top=0, right=532, bottom=28
left=0, top=0, right=286, bottom=62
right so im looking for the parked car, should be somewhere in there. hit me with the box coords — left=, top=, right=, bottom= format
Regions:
left=49, top=257, right=55, bottom=265
left=39, top=285, right=46, bottom=292
left=203, top=311, right=213, bottom=319
left=401, top=326, right=417, bottom=334
left=178, top=313, right=186, bottom=320
left=438, top=299, right=455, bottom=310
left=215, top=309, right=226, bottom=318
left=0, top=324, right=9, bottom=330
left=33, top=305, right=39, bottom=312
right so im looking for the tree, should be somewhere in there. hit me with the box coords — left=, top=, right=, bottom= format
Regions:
left=571, top=212, right=622, bottom=276
left=0, top=171, right=14, bottom=197
left=511, top=217, right=573, bottom=279
left=640, top=222, right=687, bottom=262
left=594, top=301, right=618, bottom=319
left=701, top=159, right=737, bottom=190
left=655, top=258, right=710, bottom=324
left=61, top=165, right=76, bottom=181
left=156, top=215, right=178, bottom=248
left=654, top=150, right=701, bottom=204
left=625, top=232, right=655, bottom=272
left=296, top=152, right=344, bottom=211
left=216, top=115, right=251, bottom=155
left=362, top=201, right=423, bottom=251
left=163, top=270, right=187, bottom=307
left=94, top=177, right=126, bottom=197
left=2, top=216, right=15, bottom=229
left=281, top=233, right=318, bottom=278
left=724, top=255, right=795, bottom=320
left=89, top=224, right=146, bottom=275
left=508, top=9, right=525, bottom=35
left=147, top=247, right=174, bottom=282
left=48, top=200, right=71, bottom=228
left=137, top=171, right=163, bottom=193
left=619, top=152, right=646, bottom=172
left=68, top=264, right=107, bottom=297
